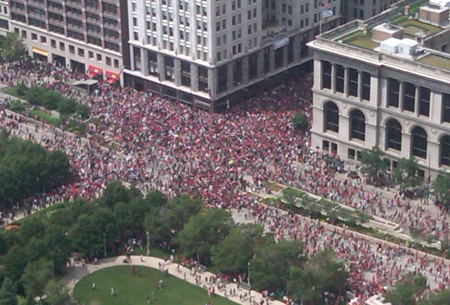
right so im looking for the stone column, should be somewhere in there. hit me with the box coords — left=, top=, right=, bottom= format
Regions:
left=344, top=68, right=349, bottom=97
left=242, top=55, right=249, bottom=85
left=174, top=58, right=181, bottom=86
left=400, top=133, right=411, bottom=158
left=293, top=36, right=301, bottom=63
left=357, top=71, right=363, bottom=101
left=331, top=64, right=336, bottom=93
left=157, top=54, right=165, bottom=81
left=427, top=140, right=440, bottom=172
left=190, top=63, right=198, bottom=91
left=141, top=49, right=149, bottom=76
left=257, top=49, right=264, bottom=79
left=227, top=62, right=233, bottom=90
left=269, top=47, right=275, bottom=72
left=415, top=86, right=420, bottom=116
left=399, top=82, right=404, bottom=110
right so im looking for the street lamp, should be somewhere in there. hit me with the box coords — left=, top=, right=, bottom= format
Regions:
left=146, top=231, right=150, bottom=256
left=103, top=232, right=107, bottom=257
left=247, top=262, right=251, bottom=285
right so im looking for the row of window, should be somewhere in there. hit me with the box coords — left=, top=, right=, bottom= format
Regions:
left=139, top=50, right=208, bottom=93
left=323, top=101, right=450, bottom=165
left=387, top=77, right=450, bottom=122
left=14, top=27, right=120, bottom=68
left=322, top=61, right=371, bottom=101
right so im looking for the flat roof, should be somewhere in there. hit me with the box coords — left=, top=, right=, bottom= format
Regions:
left=417, top=54, right=450, bottom=69
left=310, top=0, right=450, bottom=77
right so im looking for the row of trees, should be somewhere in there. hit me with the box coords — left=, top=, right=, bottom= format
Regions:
left=385, top=273, right=450, bottom=305
left=13, top=83, right=90, bottom=119
left=360, top=148, right=450, bottom=207
left=0, top=181, right=348, bottom=305
left=0, top=130, right=72, bottom=210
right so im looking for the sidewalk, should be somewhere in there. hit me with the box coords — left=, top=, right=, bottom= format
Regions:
left=63, top=255, right=284, bottom=305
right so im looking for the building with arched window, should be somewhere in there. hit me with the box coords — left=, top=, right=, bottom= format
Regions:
left=309, top=0, right=450, bottom=177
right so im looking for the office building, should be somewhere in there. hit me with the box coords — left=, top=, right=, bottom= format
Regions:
left=309, top=0, right=450, bottom=177
left=9, top=0, right=129, bottom=83
left=341, top=0, right=401, bottom=23
left=125, top=0, right=341, bottom=111
left=0, top=0, right=9, bottom=35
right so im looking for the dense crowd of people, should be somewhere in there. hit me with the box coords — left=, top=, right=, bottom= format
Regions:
left=1, top=59, right=450, bottom=302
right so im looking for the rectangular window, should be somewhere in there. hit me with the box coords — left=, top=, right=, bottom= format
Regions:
left=419, top=87, right=430, bottom=117
left=322, top=61, right=331, bottom=89
left=335, top=65, right=344, bottom=93
left=322, top=140, right=330, bottom=152
left=443, top=93, right=450, bottom=123
left=404, top=82, right=415, bottom=113
left=348, top=68, right=358, bottom=97
left=388, top=78, right=399, bottom=107
left=362, top=72, right=370, bottom=100
left=331, top=143, right=337, bottom=154
left=348, top=148, right=356, bottom=160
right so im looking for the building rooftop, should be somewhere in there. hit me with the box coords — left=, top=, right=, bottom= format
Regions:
left=418, top=53, right=450, bottom=68
left=310, top=0, right=450, bottom=77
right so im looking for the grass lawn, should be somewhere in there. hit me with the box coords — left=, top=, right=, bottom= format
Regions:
left=3, top=86, right=25, bottom=98
left=73, top=266, right=238, bottom=305
left=28, top=109, right=61, bottom=125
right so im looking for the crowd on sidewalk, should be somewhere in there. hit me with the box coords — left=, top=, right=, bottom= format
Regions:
left=0, top=59, right=450, bottom=302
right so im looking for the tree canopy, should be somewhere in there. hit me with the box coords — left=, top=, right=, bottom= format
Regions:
left=360, top=147, right=388, bottom=185
left=394, top=157, right=420, bottom=192
left=431, top=170, right=450, bottom=208
left=0, top=32, right=24, bottom=62
left=0, top=131, right=72, bottom=210
left=385, top=273, right=427, bottom=305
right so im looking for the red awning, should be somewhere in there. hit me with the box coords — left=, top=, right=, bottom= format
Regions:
left=87, top=65, right=102, bottom=78
left=106, top=78, right=117, bottom=84
left=105, top=71, right=119, bottom=83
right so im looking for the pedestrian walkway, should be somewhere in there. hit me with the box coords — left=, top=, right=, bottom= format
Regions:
left=63, top=255, right=284, bottom=305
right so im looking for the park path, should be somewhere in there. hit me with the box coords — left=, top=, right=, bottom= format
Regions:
left=63, top=255, right=284, bottom=305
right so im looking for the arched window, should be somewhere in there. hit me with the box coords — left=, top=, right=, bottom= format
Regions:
left=349, top=109, right=366, bottom=141
left=386, top=119, right=402, bottom=151
left=324, top=102, right=339, bottom=132
left=411, top=126, right=428, bottom=159
left=441, top=135, right=450, bottom=166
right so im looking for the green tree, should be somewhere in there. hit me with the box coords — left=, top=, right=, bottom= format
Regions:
left=145, top=194, right=202, bottom=244
left=18, top=217, right=46, bottom=243
left=419, top=289, right=450, bottom=305
left=98, top=180, right=132, bottom=209
left=176, top=208, right=233, bottom=262
left=385, top=273, right=427, bottom=305
left=0, top=277, right=18, bottom=305
left=22, top=258, right=54, bottom=301
left=57, top=98, right=77, bottom=115
left=287, top=250, right=348, bottom=305
left=212, top=224, right=264, bottom=274
left=76, top=104, right=90, bottom=120
left=26, top=85, right=46, bottom=106
left=360, top=147, right=387, bottom=185
left=292, top=112, right=308, bottom=131
left=45, top=150, right=72, bottom=187
left=1, top=32, right=24, bottom=62
left=2, top=244, right=29, bottom=282
left=43, top=280, right=73, bottom=305
left=44, top=225, right=72, bottom=275
left=41, top=90, right=61, bottom=110
left=431, top=170, right=450, bottom=209
left=251, top=239, right=304, bottom=292
left=394, top=157, right=420, bottom=193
